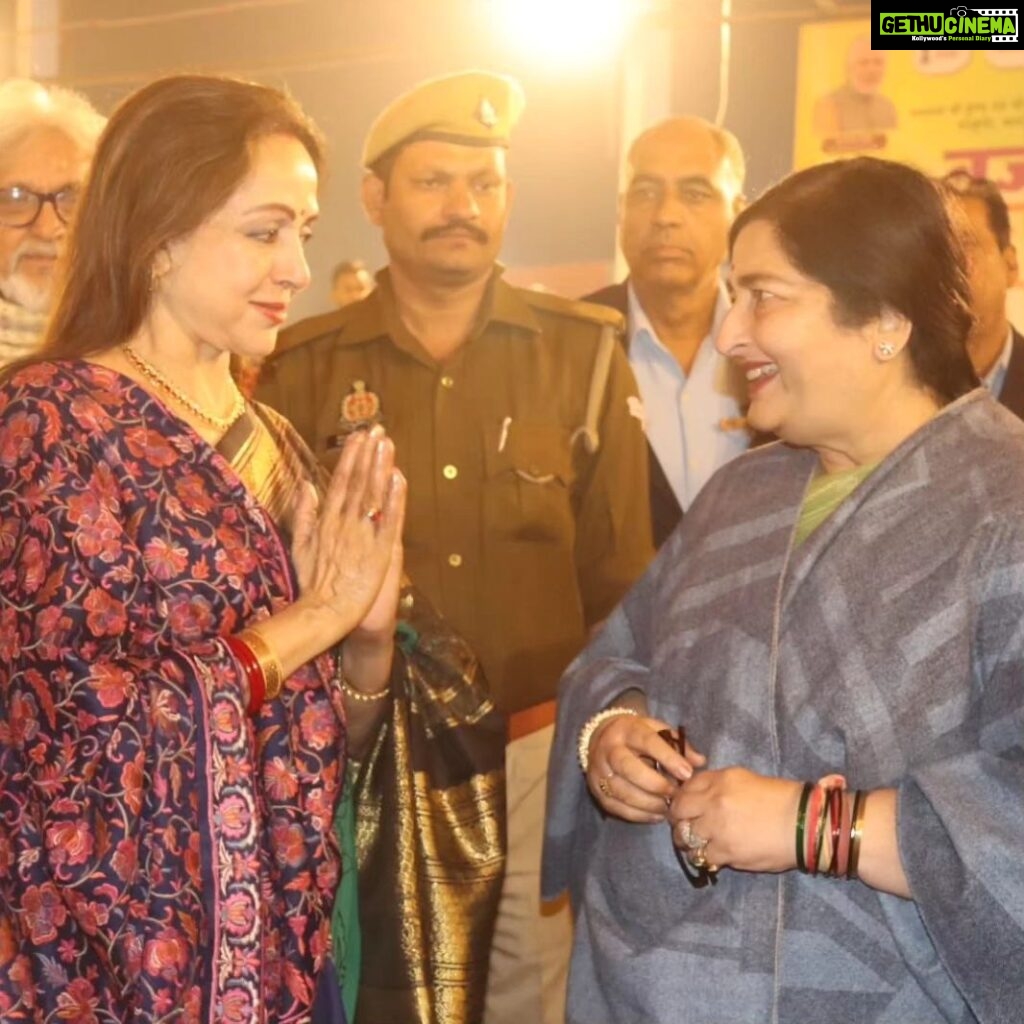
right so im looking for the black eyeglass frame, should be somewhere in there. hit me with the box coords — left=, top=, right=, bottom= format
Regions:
left=652, top=725, right=718, bottom=889
left=0, top=185, right=80, bottom=228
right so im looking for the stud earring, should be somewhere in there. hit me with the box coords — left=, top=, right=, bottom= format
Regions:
left=877, top=342, right=896, bottom=360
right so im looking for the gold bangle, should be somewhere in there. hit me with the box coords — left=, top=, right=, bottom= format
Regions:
left=847, top=790, right=868, bottom=881
left=237, top=628, right=284, bottom=701
left=338, top=675, right=391, bottom=703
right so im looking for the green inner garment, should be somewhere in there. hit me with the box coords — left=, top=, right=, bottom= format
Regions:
left=332, top=761, right=361, bottom=1022
left=794, top=461, right=878, bottom=547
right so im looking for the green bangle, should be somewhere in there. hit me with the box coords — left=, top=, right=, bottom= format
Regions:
left=795, top=782, right=813, bottom=873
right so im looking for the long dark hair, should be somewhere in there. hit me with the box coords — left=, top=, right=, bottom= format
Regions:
left=3, top=74, right=323, bottom=381
left=730, top=157, right=977, bottom=404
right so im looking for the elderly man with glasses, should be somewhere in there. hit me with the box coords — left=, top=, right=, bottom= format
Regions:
left=0, top=79, right=104, bottom=368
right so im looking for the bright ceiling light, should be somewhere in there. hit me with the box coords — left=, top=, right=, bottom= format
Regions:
left=488, top=0, right=634, bottom=67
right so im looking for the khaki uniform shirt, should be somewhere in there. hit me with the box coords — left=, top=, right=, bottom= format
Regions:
left=258, top=269, right=654, bottom=713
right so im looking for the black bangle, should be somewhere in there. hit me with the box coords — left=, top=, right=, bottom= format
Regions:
left=795, top=781, right=813, bottom=873
left=847, top=790, right=867, bottom=881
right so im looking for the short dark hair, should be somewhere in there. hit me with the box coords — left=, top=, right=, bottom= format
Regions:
left=730, top=157, right=977, bottom=405
left=940, top=169, right=1012, bottom=250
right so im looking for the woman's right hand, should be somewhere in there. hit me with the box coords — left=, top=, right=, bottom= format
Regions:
left=290, top=426, right=407, bottom=643
left=587, top=714, right=705, bottom=823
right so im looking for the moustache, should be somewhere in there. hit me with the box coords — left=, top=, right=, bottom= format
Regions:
left=643, top=235, right=693, bottom=258
left=13, top=241, right=59, bottom=264
left=421, top=221, right=488, bottom=244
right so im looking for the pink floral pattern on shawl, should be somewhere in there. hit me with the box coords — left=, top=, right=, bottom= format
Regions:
left=0, top=361, right=345, bottom=1023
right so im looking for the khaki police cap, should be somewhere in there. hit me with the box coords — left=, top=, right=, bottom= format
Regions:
left=362, top=70, right=525, bottom=169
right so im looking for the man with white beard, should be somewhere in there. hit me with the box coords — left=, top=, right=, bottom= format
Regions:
left=0, top=79, right=104, bottom=368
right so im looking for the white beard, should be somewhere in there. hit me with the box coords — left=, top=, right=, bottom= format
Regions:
left=0, top=269, right=53, bottom=314
left=0, top=237, right=59, bottom=314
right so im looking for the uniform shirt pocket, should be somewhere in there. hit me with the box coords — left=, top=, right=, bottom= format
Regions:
left=483, top=420, right=575, bottom=544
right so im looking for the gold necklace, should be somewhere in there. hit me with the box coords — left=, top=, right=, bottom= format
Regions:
left=122, top=344, right=246, bottom=432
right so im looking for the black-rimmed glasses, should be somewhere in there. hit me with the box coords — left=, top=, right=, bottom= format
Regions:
left=0, top=185, right=80, bottom=228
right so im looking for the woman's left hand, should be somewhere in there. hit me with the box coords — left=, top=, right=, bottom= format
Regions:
left=348, top=498, right=405, bottom=644
left=339, top=471, right=405, bottom=702
left=668, top=767, right=804, bottom=874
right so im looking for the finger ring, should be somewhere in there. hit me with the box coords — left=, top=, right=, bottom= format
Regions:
left=678, top=820, right=703, bottom=850
left=363, top=506, right=382, bottom=524
left=596, top=772, right=615, bottom=799
left=688, top=850, right=708, bottom=869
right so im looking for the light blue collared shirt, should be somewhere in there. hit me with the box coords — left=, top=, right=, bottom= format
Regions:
left=982, top=326, right=1014, bottom=399
left=627, top=282, right=750, bottom=510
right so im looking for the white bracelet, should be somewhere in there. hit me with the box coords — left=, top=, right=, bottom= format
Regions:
left=335, top=658, right=391, bottom=703
left=577, top=707, right=638, bottom=773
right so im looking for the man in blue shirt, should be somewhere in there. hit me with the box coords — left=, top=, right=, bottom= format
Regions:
left=585, top=115, right=749, bottom=545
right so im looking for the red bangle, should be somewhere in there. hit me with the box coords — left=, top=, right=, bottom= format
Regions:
left=812, top=787, right=831, bottom=876
left=835, top=787, right=854, bottom=879
left=238, top=628, right=283, bottom=701
left=825, top=785, right=843, bottom=876
left=247, top=658, right=266, bottom=716
left=814, top=787, right=832, bottom=875
left=805, top=784, right=824, bottom=874
left=225, top=635, right=267, bottom=716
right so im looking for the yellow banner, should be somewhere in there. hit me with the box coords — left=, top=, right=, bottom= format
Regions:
left=794, top=20, right=1024, bottom=323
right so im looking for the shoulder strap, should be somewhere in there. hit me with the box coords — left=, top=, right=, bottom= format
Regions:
left=570, top=323, right=617, bottom=455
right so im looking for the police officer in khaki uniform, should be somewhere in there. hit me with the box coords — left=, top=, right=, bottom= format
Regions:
left=257, top=70, right=653, bottom=1024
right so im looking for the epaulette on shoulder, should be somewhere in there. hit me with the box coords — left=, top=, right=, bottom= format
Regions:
left=517, top=288, right=626, bottom=332
left=271, top=307, right=352, bottom=360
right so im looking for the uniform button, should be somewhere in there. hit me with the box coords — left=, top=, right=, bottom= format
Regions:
left=448, top=553, right=463, bottom=568
left=440, top=375, right=455, bottom=389
left=443, top=464, right=458, bottom=480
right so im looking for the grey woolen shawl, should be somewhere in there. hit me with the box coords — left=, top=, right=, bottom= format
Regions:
left=543, top=390, right=1024, bottom=1024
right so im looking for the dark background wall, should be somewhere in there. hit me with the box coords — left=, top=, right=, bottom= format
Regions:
left=50, top=0, right=864, bottom=319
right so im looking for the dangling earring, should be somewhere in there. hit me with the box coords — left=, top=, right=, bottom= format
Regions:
left=877, top=342, right=896, bottom=360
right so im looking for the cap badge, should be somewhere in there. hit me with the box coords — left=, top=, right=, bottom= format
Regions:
left=475, top=96, right=498, bottom=129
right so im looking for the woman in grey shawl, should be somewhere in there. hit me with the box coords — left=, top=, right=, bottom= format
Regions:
left=543, top=157, right=1024, bottom=1024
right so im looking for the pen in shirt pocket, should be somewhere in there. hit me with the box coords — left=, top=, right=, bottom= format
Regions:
left=498, top=415, right=512, bottom=452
